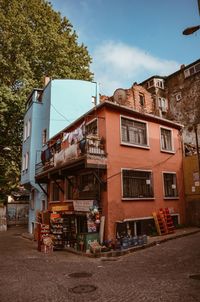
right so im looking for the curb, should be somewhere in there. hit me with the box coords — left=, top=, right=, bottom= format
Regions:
left=65, top=229, right=200, bottom=259
left=21, top=228, right=200, bottom=258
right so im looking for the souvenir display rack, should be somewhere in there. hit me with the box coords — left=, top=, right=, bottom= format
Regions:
left=50, top=217, right=64, bottom=250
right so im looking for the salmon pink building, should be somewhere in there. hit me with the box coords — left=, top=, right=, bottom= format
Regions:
left=35, top=97, right=185, bottom=244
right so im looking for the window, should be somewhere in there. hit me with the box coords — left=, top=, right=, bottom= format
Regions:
left=184, top=62, right=200, bottom=78
left=24, top=122, right=27, bottom=141
left=158, top=97, right=168, bottom=112
left=122, top=169, right=154, bottom=199
left=52, top=182, right=60, bottom=201
left=66, top=177, right=76, bottom=200
left=42, top=129, right=47, bottom=145
left=139, top=93, right=145, bottom=106
left=27, top=119, right=31, bottom=138
left=155, top=79, right=164, bottom=89
left=22, top=154, right=26, bottom=171
left=163, top=173, right=178, bottom=198
left=121, top=117, right=148, bottom=147
left=86, top=119, right=97, bottom=136
left=26, top=152, right=29, bottom=170
left=161, top=128, right=173, bottom=152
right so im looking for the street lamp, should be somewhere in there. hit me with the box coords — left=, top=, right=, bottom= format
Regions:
left=182, top=25, right=200, bottom=35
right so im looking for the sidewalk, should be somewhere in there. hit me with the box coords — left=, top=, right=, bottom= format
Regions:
left=21, top=226, right=200, bottom=258
left=98, top=227, right=200, bottom=259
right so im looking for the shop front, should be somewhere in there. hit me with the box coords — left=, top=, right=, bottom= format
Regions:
left=37, top=200, right=102, bottom=253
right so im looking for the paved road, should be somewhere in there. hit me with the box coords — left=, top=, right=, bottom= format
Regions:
left=0, top=226, right=200, bottom=302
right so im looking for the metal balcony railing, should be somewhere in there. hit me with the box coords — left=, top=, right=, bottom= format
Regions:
left=35, top=136, right=106, bottom=176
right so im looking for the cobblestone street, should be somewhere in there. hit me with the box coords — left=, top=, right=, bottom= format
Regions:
left=0, top=226, right=200, bottom=302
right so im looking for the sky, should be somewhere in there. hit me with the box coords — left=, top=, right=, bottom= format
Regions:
left=50, top=0, right=200, bottom=96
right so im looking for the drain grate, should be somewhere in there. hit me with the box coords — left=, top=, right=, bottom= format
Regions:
left=68, top=272, right=92, bottom=278
left=189, top=274, right=200, bottom=280
left=70, top=285, right=97, bottom=294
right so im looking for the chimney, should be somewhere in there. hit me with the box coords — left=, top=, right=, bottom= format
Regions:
left=44, top=76, right=51, bottom=86
left=180, top=64, right=185, bottom=70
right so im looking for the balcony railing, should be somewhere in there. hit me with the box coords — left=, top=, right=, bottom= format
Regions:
left=35, top=136, right=106, bottom=176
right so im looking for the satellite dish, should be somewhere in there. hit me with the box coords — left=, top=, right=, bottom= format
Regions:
left=113, top=89, right=127, bottom=105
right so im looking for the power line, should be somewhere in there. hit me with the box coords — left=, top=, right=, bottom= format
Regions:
left=51, top=103, right=71, bottom=123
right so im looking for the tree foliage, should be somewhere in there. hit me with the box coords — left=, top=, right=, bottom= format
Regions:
left=0, top=0, right=93, bottom=200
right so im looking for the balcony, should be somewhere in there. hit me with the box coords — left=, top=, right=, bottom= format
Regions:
left=35, top=136, right=107, bottom=179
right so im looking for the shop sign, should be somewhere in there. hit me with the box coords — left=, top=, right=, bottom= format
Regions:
left=73, top=200, right=93, bottom=212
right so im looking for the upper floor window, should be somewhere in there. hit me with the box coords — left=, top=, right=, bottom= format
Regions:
left=27, top=119, right=31, bottom=138
left=42, top=129, right=47, bottom=145
left=66, top=176, right=76, bottom=200
left=160, top=127, right=173, bottom=152
left=121, top=116, right=148, bottom=147
left=122, top=169, right=154, bottom=199
left=86, top=119, right=97, bottom=136
left=23, top=119, right=31, bottom=141
left=147, top=78, right=164, bottom=89
left=158, top=97, right=168, bottom=113
left=139, top=93, right=145, bottom=106
left=155, top=79, right=164, bottom=89
left=163, top=172, right=178, bottom=198
left=25, top=152, right=29, bottom=170
left=23, top=122, right=27, bottom=141
left=22, top=152, right=29, bottom=171
left=51, top=182, right=60, bottom=201
left=184, top=62, right=200, bottom=78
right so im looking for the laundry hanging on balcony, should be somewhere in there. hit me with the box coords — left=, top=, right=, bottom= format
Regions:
left=63, top=122, right=85, bottom=144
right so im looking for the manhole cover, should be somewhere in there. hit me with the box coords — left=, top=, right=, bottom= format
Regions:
left=189, top=274, right=200, bottom=280
left=68, top=272, right=92, bottom=278
left=70, top=285, right=97, bottom=294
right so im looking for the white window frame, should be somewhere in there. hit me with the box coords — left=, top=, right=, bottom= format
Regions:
left=158, top=97, right=168, bottom=112
left=155, top=79, right=164, bottom=89
left=120, top=115, right=150, bottom=149
left=121, top=168, right=154, bottom=200
left=22, top=154, right=26, bottom=171
left=162, top=171, right=179, bottom=199
left=160, top=126, right=174, bottom=153
left=23, top=122, right=27, bottom=141
left=25, top=152, right=29, bottom=170
left=27, top=119, right=31, bottom=138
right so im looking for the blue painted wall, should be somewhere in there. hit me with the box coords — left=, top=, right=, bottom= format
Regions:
left=21, top=79, right=99, bottom=233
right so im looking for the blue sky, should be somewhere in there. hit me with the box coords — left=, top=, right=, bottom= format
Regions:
left=50, top=0, right=200, bottom=95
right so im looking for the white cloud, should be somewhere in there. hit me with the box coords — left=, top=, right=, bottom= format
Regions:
left=91, top=41, right=180, bottom=95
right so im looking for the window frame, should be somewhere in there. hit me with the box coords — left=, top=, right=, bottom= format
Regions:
left=120, top=115, right=150, bottom=149
left=162, top=172, right=179, bottom=199
left=27, top=119, right=31, bottom=138
left=139, top=93, right=145, bottom=107
left=121, top=168, right=154, bottom=200
left=42, top=129, right=47, bottom=146
left=160, top=126, right=174, bottom=153
left=85, top=118, right=98, bottom=136
left=64, top=176, right=76, bottom=201
left=50, top=181, right=61, bottom=202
